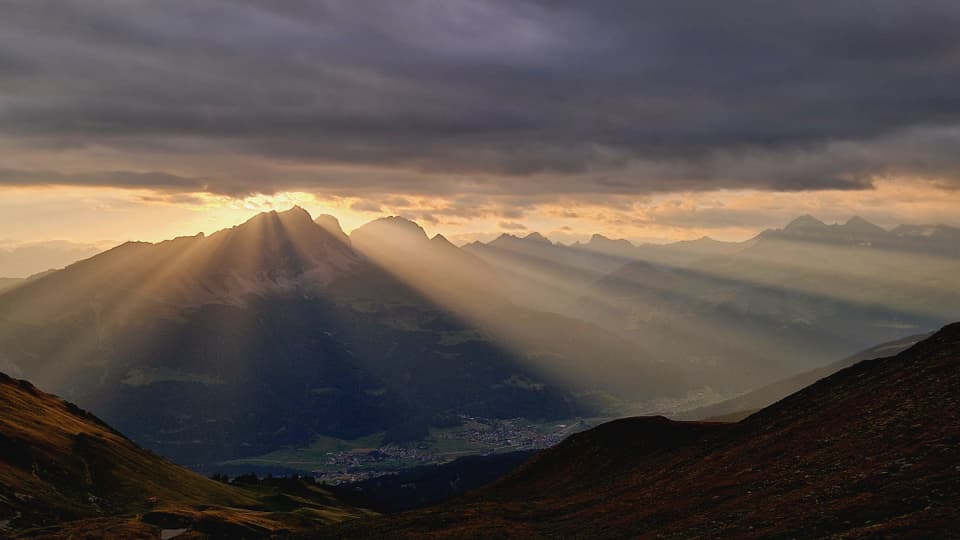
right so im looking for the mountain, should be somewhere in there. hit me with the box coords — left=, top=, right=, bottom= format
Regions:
left=567, top=215, right=960, bottom=390
left=569, top=232, right=743, bottom=260
left=573, top=233, right=745, bottom=267
left=464, top=230, right=742, bottom=320
left=0, top=208, right=691, bottom=469
left=577, top=233, right=634, bottom=255
left=314, top=214, right=351, bottom=245
left=325, top=322, right=960, bottom=538
left=0, top=207, right=396, bottom=466
left=464, top=232, right=631, bottom=313
left=353, top=220, right=684, bottom=401
left=763, top=214, right=889, bottom=244
left=0, top=206, right=359, bottom=324
left=0, top=241, right=104, bottom=279
left=0, top=372, right=368, bottom=538
left=677, top=332, right=929, bottom=421
left=762, top=214, right=960, bottom=256
left=350, top=216, right=504, bottom=314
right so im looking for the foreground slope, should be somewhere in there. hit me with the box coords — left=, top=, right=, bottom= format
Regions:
left=325, top=323, right=960, bottom=539
left=0, top=372, right=368, bottom=538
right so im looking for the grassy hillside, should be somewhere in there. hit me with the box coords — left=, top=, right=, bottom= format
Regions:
left=0, top=372, right=370, bottom=538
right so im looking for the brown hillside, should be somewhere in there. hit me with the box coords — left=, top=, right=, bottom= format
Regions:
left=0, top=372, right=369, bottom=538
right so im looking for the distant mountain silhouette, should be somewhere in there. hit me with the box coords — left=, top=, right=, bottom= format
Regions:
left=326, top=322, right=960, bottom=538
left=465, top=232, right=631, bottom=313
left=762, top=214, right=960, bottom=255
left=562, top=215, right=960, bottom=388
left=571, top=232, right=744, bottom=266
left=0, top=240, right=104, bottom=279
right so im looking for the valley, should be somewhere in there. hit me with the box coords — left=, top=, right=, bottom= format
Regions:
left=219, top=415, right=601, bottom=482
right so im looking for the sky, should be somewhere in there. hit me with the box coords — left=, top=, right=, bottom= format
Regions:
left=2, top=1, right=960, bottom=247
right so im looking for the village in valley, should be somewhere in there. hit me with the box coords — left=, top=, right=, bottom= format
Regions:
left=226, top=415, right=597, bottom=484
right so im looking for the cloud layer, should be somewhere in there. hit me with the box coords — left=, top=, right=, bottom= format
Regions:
left=2, top=1, right=960, bottom=197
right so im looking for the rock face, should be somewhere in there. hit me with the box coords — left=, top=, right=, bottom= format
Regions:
left=326, top=322, right=960, bottom=539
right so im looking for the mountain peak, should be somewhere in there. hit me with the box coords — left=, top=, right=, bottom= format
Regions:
left=843, top=215, right=885, bottom=233
left=281, top=204, right=311, bottom=217
left=430, top=233, right=454, bottom=246
left=315, top=214, right=349, bottom=243
left=269, top=204, right=314, bottom=225
left=524, top=232, right=552, bottom=245
left=784, top=214, right=826, bottom=230
left=240, top=205, right=315, bottom=230
left=351, top=216, right=429, bottom=244
left=588, top=233, right=634, bottom=248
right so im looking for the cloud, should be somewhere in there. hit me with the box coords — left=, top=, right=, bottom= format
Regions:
left=350, top=200, right=383, bottom=213
left=1, top=1, right=959, bottom=198
left=499, top=221, right=528, bottom=231
left=0, top=168, right=207, bottom=191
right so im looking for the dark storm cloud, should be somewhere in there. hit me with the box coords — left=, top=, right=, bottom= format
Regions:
left=1, top=0, right=960, bottom=195
left=0, top=168, right=207, bottom=191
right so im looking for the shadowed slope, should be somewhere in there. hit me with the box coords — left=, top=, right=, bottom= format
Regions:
left=324, top=323, right=960, bottom=539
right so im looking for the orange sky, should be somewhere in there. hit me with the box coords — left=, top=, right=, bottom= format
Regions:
left=2, top=178, right=959, bottom=249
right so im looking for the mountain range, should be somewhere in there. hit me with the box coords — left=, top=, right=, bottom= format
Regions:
left=0, top=207, right=680, bottom=468
left=467, top=214, right=960, bottom=389
left=0, top=209, right=957, bottom=470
